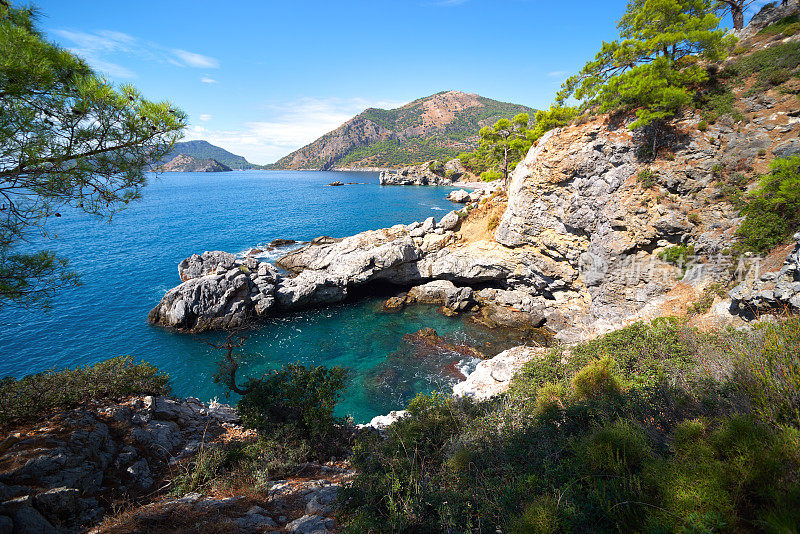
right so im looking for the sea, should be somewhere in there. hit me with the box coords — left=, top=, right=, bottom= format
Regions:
left=0, top=171, right=520, bottom=423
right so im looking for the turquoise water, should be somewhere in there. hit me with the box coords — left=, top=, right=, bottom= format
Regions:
left=0, top=171, right=516, bottom=422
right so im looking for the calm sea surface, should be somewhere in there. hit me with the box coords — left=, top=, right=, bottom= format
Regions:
left=0, top=171, right=505, bottom=422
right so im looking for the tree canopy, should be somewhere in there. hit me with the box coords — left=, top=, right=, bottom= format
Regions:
left=0, top=3, right=186, bottom=309
left=458, top=107, right=577, bottom=184
left=557, top=0, right=734, bottom=129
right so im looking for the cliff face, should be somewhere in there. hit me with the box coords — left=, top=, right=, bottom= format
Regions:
left=268, top=91, right=535, bottom=170
left=158, top=154, right=233, bottom=172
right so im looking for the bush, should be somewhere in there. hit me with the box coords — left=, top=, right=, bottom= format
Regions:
left=487, top=214, right=500, bottom=231
left=637, top=167, right=657, bottom=188
left=572, top=357, right=622, bottom=401
left=658, top=244, right=695, bottom=266
left=736, top=156, right=800, bottom=254
left=237, top=363, right=348, bottom=448
left=697, top=120, right=708, bottom=131
left=687, top=282, right=728, bottom=316
left=480, top=169, right=503, bottom=182
left=758, top=14, right=800, bottom=36
left=726, top=41, right=800, bottom=95
left=340, top=318, right=800, bottom=533
left=0, top=356, right=170, bottom=424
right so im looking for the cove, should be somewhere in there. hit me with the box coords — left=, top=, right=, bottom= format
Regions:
left=0, top=170, right=524, bottom=423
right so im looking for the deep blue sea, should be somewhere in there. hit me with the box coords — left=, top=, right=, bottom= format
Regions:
left=0, top=171, right=511, bottom=423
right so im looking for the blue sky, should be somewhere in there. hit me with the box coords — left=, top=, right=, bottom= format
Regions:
left=34, top=0, right=766, bottom=164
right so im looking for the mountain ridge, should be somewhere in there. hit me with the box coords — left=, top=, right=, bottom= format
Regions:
left=267, top=91, right=536, bottom=170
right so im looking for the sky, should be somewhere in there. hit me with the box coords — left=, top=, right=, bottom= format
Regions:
left=34, top=0, right=769, bottom=165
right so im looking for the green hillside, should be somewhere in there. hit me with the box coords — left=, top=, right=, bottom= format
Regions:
left=267, top=91, right=536, bottom=170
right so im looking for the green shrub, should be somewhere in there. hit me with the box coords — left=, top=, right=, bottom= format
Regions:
left=688, top=212, right=701, bottom=225
left=509, top=495, right=560, bottom=534
left=687, top=282, right=728, bottom=316
left=171, top=438, right=311, bottom=497
left=769, top=69, right=792, bottom=86
left=237, top=363, right=348, bottom=447
left=0, top=356, right=170, bottom=424
left=758, top=14, right=800, bottom=36
left=784, top=22, right=800, bottom=36
left=726, top=41, right=800, bottom=95
left=638, top=167, right=657, bottom=188
left=534, top=382, right=567, bottom=416
left=480, top=169, right=503, bottom=182
left=487, top=214, right=500, bottom=231
left=340, top=318, right=800, bottom=533
left=658, top=244, right=695, bottom=265
left=697, top=120, right=708, bottom=131
left=573, top=357, right=622, bottom=400
left=736, top=156, right=800, bottom=254
left=733, top=45, right=748, bottom=56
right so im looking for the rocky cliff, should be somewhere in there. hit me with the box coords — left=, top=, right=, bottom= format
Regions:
left=158, top=154, right=233, bottom=172
left=378, top=158, right=478, bottom=185
left=267, top=91, right=535, bottom=170
left=152, top=6, right=800, bottom=342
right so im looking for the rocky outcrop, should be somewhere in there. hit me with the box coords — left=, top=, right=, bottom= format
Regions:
left=150, top=212, right=520, bottom=332
left=453, top=346, right=548, bottom=400
left=158, top=154, right=233, bottom=172
left=379, top=158, right=473, bottom=185
left=0, top=396, right=240, bottom=532
left=730, top=232, right=800, bottom=313
left=149, top=256, right=279, bottom=332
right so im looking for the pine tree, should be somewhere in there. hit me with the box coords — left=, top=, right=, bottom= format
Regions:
left=476, top=113, right=532, bottom=186
left=557, top=0, right=734, bottom=130
left=0, top=4, right=186, bottom=308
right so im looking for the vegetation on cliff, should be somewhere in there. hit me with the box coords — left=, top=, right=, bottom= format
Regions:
left=557, top=0, right=733, bottom=129
left=340, top=317, right=800, bottom=533
left=0, top=356, right=170, bottom=424
left=0, top=3, right=186, bottom=309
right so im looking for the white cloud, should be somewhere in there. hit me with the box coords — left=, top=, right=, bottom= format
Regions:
left=184, top=96, right=407, bottom=165
left=547, top=70, right=568, bottom=78
left=50, top=29, right=221, bottom=79
left=200, top=77, right=218, bottom=84
left=173, top=49, right=220, bottom=69
left=198, top=114, right=212, bottom=122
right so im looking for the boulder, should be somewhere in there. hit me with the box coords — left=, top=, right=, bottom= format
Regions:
left=270, top=238, right=297, bottom=247
left=408, top=280, right=473, bottom=311
left=178, top=251, right=236, bottom=281
left=32, top=487, right=80, bottom=522
left=453, top=346, right=546, bottom=400
left=447, top=189, right=471, bottom=203
left=286, top=514, right=334, bottom=534
left=439, top=211, right=460, bottom=231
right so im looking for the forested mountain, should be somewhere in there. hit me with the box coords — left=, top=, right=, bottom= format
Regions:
left=267, top=91, right=536, bottom=170
left=162, top=140, right=259, bottom=170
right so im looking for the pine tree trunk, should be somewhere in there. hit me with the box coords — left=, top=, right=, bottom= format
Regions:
left=732, top=6, right=744, bottom=30
left=503, top=148, right=509, bottom=187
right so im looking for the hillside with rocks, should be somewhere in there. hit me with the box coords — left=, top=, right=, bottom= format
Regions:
left=267, top=91, right=535, bottom=170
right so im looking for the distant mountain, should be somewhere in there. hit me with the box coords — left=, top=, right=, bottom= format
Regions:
left=267, top=91, right=536, bottom=170
left=163, top=140, right=258, bottom=170
left=158, top=154, right=233, bottom=172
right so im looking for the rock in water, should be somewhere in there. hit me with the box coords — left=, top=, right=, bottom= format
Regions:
left=447, top=189, right=471, bottom=203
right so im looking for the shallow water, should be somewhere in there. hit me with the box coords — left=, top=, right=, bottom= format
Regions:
left=0, top=170, right=526, bottom=422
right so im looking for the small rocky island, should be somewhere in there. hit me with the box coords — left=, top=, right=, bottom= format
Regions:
left=157, top=154, right=233, bottom=172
